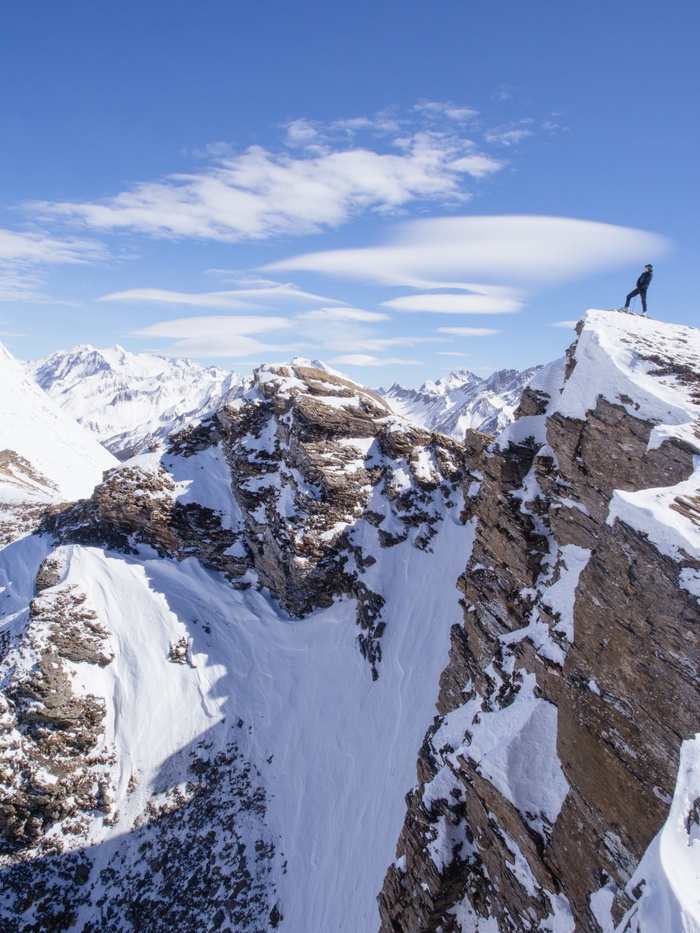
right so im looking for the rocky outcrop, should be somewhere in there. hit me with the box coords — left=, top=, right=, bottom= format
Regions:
left=0, top=738, right=279, bottom=933
left=42, top=463, right=250, bottom=579
left=378, top=312, right=700, bottom=932
left=0, top=568, right=113, bottom=858
left=43, top=361, right=470, bottom=678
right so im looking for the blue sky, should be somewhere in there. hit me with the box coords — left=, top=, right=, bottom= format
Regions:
left=1, top=0, right=697, bottom=387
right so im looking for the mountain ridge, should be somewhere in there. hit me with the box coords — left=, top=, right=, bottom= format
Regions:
left=26, top=345, right=540, bottom=457
left=26, top=343, right=249, bottom=460
left=1, top=309, right=699, bottom=932
left=381, top=365, right=542, bottom=439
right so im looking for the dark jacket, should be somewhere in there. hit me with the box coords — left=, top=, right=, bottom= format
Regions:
left=637, top=269, right=653, bottom=290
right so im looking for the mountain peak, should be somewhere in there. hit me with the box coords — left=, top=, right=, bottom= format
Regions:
left=3, top=312, right=700, bottom=932
left=26, top=344, right=249, bottom=459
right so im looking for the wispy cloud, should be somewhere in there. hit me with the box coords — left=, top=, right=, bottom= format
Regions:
left=551, top=320, right=578, bottom=328
left=27, top=105, right=508, bottom=243
left=0, top=228, right=106, bottom=265
left=124, top=286, right=438, bottom=360
left=413, top=101, right=479, bottom=123
left=0, top=228, right=108, bottom=302
left=330, top=354, right=423, bottom=367
left=437, top=327, right=501, bottom=336
left=382, top=294, right=520, bottom=314
left=324, top=335, right=441, bottom=353
left=131, top=314, right=300, bottom=358
left=297, top=307, right=389, bottom=323
left=485, top=119, right=535, bottom=146
left=99, top=280, right=344, bottom=311
left=267, top=216, right=670, bottom=310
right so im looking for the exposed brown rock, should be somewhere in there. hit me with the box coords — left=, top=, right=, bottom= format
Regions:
left=378, top=340, right=700, bottom=932
left=0, top=584, right=113, bottom=858
left=40, top=361, right=471, bottom=681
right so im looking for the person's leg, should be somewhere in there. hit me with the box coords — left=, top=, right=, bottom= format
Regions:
left=624, top=288, right=640, bottom=309
left=640, top=289, right=647, bottom=315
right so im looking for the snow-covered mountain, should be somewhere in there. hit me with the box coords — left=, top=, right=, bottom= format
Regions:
left=27, top=344, right=537, bottom=457
left=26, top=344, right=249, bottom=460
left=380, top=366, right=542, bottom=439
left=379, top=311, right=700, bottom=932
left=2, top=312, right=700, bottom=933
left=0, top=354, right=474, bottom=932
left=0, top=341, right=117, bottom=543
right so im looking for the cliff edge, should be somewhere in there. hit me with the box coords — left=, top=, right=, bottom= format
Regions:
left=378, top=309, right=700, bottom=933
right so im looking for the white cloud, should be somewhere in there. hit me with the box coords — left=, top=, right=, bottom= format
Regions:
left=328, top=335, right=441, bottom=352
left=551, top=320, right=579, bottom=328
left=297, top=307, right=389, bottom=322
left=448, top=155, right=506, bottom=178
left=99, top=281, right=344, bottom=311
left=0, top=269, right=50, bottom=302
left=267, top=215, right=669, bottom=294
left=485, top=120, right=535, bottom=146
left=292, top=309, right=442, bottom=356
left=133, top=315, right=291, bottom=339
left=0, top=228, right=108, bottom=302
left=437, top=327, right=501, bottom=336
left=382, top=294, right=521, bottom=314
left=124, top=303, right=436, bottom=362
left=131, top=315, right=300, bottom=359
left=330, top=354, right=423, bottom=367
left=0, top=228, right=107, bottom=265
left=413, top=101, right=479, bottom=123
left=29, top=108, right=507, bottom=242
left=283, top=118, right=324, bottom=148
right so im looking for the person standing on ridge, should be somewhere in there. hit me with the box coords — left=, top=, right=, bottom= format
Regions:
left=622, top=264, right=653, bottom=315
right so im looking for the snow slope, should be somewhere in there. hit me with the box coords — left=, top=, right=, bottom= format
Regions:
left=0, top=340, right=116, bottom=503
left=26, top=344, right=249, bottom=459
left=0, top=355, right=477, bottom=932
left=0, top=491, right=474, bottom=933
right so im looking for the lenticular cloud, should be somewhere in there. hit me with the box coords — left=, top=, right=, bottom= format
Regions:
left=267, top=214, right=670, bottom=290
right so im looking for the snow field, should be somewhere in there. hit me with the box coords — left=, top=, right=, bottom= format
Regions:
left=0, top=341, right=116, bottom=502
left=17, top=487, right=477, bottom=932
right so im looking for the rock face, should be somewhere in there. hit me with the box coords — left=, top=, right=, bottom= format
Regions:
left=0, top=354, right=475, bottom=932
left=2, top=313, right=700, bottom=932
left=378, top=311, right=700, bottom=932
left=44, top=361, right=468, bottom=678
left=0, top=553, right=113, bottom=859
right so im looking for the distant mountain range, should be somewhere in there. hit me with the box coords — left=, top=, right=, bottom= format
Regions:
left=26, top=344, right=249, bottom=460
left=379, top=366, right=542, bottom=438
left=2, top=311, right=700, bottom=932
left=26, top=345, right=540, bottom=458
